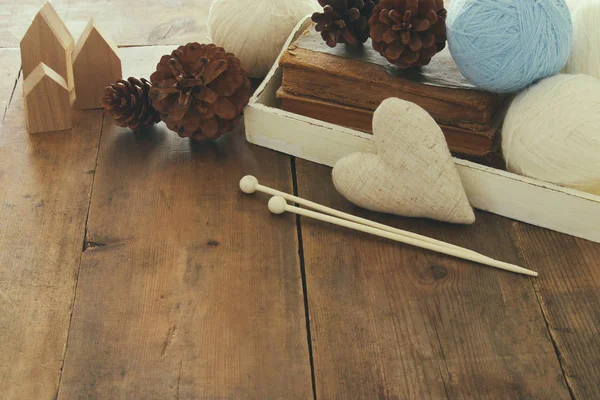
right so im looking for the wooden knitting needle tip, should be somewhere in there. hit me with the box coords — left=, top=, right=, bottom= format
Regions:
left=240, top=175, right=259, bottom=194
left=267, top=196, right=538, bottom=277
left=268, top=196, right=288, bottom=214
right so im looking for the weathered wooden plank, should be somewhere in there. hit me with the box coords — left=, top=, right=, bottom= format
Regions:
left=296, top=160, right=571, bottom=400
left=512, top=225, right=600, bottom=399
left=0, top=0, right=213, bottom=48
left=0, top=73, right=103, bottom=398
left=57, top=46, right=312, bottom=399
left=0, top=48, right=21, bottom=117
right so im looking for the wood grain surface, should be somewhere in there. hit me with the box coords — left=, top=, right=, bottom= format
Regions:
left=55, top=47, right=312, bottom=399
left=1, top=2, right=599, bottom=399
left=295, top=160, right=572, bottom=400
left=0, top=72, right=103, bottom=399
left=0, top=48, right=20, bottom=117
left=0, top=0, right=213, bottom=48
left=513, top=225, right=600, bottom=399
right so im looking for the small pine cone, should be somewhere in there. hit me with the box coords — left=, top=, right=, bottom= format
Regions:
left=101, top=77, right=161, bottom=130
left=312, top=0, right=380, bottom=47
left=149, top=43, right=251, bottom=141
left=369, top=0, right=447, bottom=69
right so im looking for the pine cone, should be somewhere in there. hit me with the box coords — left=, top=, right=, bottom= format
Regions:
left=149, top=43, right=251, bottom=141
left=369, top=0, right=447, bottom=69
left=101, top=77, right=161, bottom=130
left=312, top=0, right=380, bottom=47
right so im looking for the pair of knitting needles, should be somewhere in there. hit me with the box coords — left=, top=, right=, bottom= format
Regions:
left=239, top=176, right=538, bottom=277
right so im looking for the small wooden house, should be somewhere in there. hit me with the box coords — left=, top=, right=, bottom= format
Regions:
left=73, top=19, right=122, bottom=109
left=23, top=63, right=72, bottom=133
left=20, top=2, right=74, bottom=91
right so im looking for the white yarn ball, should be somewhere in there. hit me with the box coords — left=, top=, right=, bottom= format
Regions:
left=566, top=0, right=585, bottom=11
left=564, top=0, right=600, bottom=79
left=502, top=74, right=600, bottom=194
left=208, top=0, right=318, bottom=79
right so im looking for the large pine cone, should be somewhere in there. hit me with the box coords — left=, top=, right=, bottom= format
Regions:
left=101, top=77, right=161, bottom=130
left=369, top=0, right=447, bottom=69
left=149, top=43, right=251, bottom=140
left=312, top=0, right=380, bottom=47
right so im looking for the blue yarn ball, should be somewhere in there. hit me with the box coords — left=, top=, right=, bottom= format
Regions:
left=446, top=0, right=573, bottom=93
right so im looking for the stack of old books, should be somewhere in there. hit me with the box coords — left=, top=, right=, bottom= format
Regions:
left=276, top=27, right=509, bottom=166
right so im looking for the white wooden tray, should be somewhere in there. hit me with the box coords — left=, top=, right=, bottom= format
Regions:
left=245, top=17, right=600, bottom=243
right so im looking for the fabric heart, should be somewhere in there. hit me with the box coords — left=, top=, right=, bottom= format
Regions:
left=332, top=98, right=475, bottom=224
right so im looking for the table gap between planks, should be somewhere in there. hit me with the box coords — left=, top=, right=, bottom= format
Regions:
left=0, top=2, right=599, bottom=399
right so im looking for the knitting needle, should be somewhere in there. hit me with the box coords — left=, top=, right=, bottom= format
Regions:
left=240, top=175, right=482, bottom=258
left=267, top=196, right=538, bottom=277
left=240, top=175, right=536, bottom=275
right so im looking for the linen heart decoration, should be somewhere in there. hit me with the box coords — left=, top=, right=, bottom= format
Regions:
left=332, top=98, right=475, bottom=224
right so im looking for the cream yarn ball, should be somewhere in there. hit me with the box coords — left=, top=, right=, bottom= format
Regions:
left=208, top=0, right=318, bottom=79
left=565, top=0, right=585, bottom=11
left=502, top=74, right=600, bottom=194
left=564, top=0, right=600, bottom=79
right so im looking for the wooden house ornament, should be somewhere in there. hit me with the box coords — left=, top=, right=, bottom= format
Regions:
left=23, top=63, right=72, bottom=134
left=73, top=19, right=122, bottom=109
left=20, top=2, right=74, bottom=91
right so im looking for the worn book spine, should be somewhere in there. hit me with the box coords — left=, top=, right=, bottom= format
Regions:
left=280, top=48, right=504, bottom=132
left=277, top=88, right=500, bottom=157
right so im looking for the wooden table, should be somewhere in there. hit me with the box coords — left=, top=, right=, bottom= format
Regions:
left=1, top=2, right=599, bottom=399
